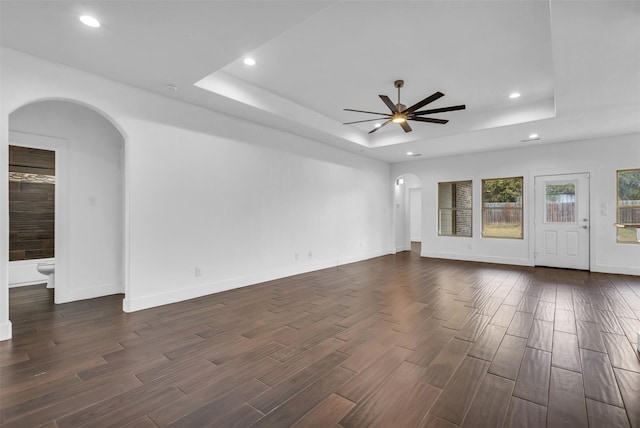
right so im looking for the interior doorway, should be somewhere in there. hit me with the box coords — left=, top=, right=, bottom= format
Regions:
left=8, top=144, right=57, bottom=296
left=534, top=173, right=590, bottom=269
left=8, top=100, right=125, bottom=309
left=394, top=173, right=422, bottom=254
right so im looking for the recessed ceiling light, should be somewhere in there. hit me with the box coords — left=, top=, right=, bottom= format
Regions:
left=374, top=123, right=382, bottom=128
left=521, top=133, right=540, bottom=142
left=243, top=58, right=256, bottom=66
left=406, top=151, right=413, bottom=156
left=509, top=92, right=521, bottom=99
left=79, top=15, right=100, bottom=28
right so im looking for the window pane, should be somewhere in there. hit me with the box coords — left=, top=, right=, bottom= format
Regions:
left=545, top=182, right=576, bottom=223
left=617, top=169, right=640, bottom=244
left=482, top=177, right=523, bottom=239
left=438, top=181, right=472, bottom=236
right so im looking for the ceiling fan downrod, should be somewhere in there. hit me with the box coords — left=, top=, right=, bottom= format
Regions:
left=395, top=80, right=405, bottom=111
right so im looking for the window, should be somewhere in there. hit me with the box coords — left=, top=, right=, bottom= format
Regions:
left=545, top=182, right=576, bottom=223
left=482, top=177, right=523, bottom=239
left=617, top=169, right=640, bottom=244
left=438, top=181, right=472, bottom=236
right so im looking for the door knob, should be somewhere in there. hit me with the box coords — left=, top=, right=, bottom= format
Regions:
left=582, top=225, right=588, bottom=229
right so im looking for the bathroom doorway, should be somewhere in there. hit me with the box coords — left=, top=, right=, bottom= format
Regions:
left=8, top=145, right=57, bottom=295
left=8, top=100, right=125, bottom=309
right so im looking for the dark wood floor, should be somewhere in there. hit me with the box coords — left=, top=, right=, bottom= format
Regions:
left=2, top=245, right=640, bottom=427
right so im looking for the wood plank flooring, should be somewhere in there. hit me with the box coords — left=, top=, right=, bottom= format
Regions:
left=2, top=245, right=640, bottom=427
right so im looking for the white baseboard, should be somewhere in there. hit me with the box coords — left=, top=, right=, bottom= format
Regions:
left=420, top=250, right=534, bottom=267
left=123, top=249, right=393, bottom=313
left=9, top=280, right=48, bottom=288
left=420, top=252, right=640, bottom=276
left=591, top=264, right=640, bottom=276
left=55, top=282, right=123, bottom=304
left=0, top=320, right=12, bottom=341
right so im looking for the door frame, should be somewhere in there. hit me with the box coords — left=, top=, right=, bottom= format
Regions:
left=9, top=131, right=69, bottom=302
left=530, top=167, right=595, bottom=270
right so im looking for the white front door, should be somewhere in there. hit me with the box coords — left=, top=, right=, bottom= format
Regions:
left=534, top=173, right=590, bottom=269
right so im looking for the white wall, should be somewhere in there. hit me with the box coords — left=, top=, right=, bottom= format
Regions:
left=10, top=101, right=124, bottom=301
left=391, top=133, right=640, bottom=275
left=0, top=47, right=393, bottom=339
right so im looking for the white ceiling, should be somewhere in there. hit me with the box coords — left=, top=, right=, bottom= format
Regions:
left=1, top=1, right=639, bottom=163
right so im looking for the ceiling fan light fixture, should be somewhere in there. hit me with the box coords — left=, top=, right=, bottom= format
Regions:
left=343, top=80, right=465, bottom=134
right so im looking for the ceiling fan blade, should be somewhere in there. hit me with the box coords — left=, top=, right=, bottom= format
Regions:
left=343, top=108, right=392, bottom=116
left=412, top=104, right=466, bottom=115
left=368, top=119, right=392, bottom=134
left=404, top=92, right=445, bottom=114
left=410, top=117, right=449, bottom=124
left=399, top=121, right=412, bottom=133
left=379, top=95, right=398, bottom=113
left=343, top=118, right=389, bottom=125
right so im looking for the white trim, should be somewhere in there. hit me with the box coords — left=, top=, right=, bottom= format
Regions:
left=58, top=282, right=122, bottom=303
left=0, top=320, right=12, bottom=341
left=421, top=250, right=533, bottom=267
left=123, top=249, right=392, bottom=313
left=8, top=132, right=69, bottom=303
left=592, top=264, right=640, bottom=276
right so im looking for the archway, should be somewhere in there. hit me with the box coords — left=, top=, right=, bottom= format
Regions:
left=6, top=99, right=126, bottom=329
left=393, top=173, right=422, bottom=254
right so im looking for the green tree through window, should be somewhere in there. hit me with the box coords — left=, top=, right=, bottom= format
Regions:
left=482, top=177, right=523, bottom=239
left=617, top=169, right=640, bottom=244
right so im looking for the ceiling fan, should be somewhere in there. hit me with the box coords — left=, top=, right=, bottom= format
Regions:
left=343, top=80, right=466, bottom=134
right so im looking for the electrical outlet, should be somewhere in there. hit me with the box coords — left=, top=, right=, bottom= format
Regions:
left=308, top=251, right=312, bottom=259
left=195, top=267, right=201, bottom=277
left=295, top=253, right=299, bottom=260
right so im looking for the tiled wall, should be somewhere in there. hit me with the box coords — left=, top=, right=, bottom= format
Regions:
left=9, top=146, right=55, bottom=261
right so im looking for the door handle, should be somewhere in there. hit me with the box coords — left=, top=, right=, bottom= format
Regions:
left=582, top=225, right=589, bottom=229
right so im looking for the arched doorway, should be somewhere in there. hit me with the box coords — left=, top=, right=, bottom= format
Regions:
left=394, top=173, right=422, bottom=254
left=7, top=99, right=126, bottom=316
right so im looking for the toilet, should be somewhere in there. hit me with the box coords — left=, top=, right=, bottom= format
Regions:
left=36, top=261, right=55, bottom=289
